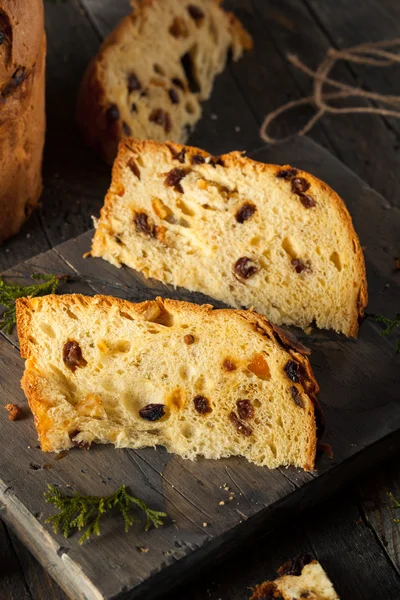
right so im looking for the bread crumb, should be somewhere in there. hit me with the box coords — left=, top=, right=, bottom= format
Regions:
left=235, top=126, right=241, bottom=132
left=203, top=522, right=208, bottom=527
left=219, top=500, right=225, bottom=506
left=210, top=113, right=218, bottom=120
left=137, top=546, right=149, bottom=553
left=5, top=403, right=24, bottom=421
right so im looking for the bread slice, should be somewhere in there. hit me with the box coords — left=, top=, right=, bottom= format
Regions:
left=76, top=0, right=252, bottom=163
left=251, top=555, right=339, bottom=600
left=16, top=294, right=321, bottom=470
left=91, top=139, right=367, bottom=337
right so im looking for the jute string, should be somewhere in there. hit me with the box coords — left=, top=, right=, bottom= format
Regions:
left=260, top=39, right=400, bottom=144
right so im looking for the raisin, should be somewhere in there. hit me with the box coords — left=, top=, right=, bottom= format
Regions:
left=168, top=88, right=180, bottom=104
left=184, top=334, right=195, bottom=344
left=299, top=193, right=316, bottom=208
left=127, top=157, right=140, bottom=179
left=187, top=5, right=205, bottom=22
left=172, top=77, right=185, bottom=90
left=223, top=358, right=236, bottom=371
left=233, top=257, right=258, bottom=280
left=106, top=104, right=120, bottom=123
left=284, top=360, right=301, bottom=383
left=235, top=202, right=256, bottom=223
left=291, top=258, right=309, bottom=274
left=131, top=103, right=137, bottom=112
left=172, top=148, right=186, bottom=163
left=236, top=399, right=254, bottom=420
left=169, top=17, right=189, bottom=38
left=164, top=167, right=188, bottom=193
left=127, top=71, right=142, bottom=93
left=164, top=111, right=172, bottom=133
left=276, top=167, right=298, bottom=180
left=194, top=395, right=212, bottom=414
left=191, top=154, right=205, bottom=165
left=122, top=121, right=132, bottom=136
left=63, top=341, right=87, bottom=372
left=210, top=156, right=224, bottom=167
left=133, top=212, right=155, bottom=236
left=2, top=67, right=26, bottom=98
left=291, top=177, right=310, bottom=194
left=229, top=412, right=252, bottom=437
left=277, top=554, right=312, bottom=577
left=290, top=386, right=304, bottom=408
left=139, top=404, right=165, bottom=421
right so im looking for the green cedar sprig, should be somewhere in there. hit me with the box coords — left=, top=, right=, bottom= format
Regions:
left=45, top=484, right=167, bottom=544
left=370, top=313, right=400, bottom=353
left=0, top=274, right=68, bottom=334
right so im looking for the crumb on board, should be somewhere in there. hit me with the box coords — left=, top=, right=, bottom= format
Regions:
left=137, top=546, right=149, bottom=553
left=219, top=500, right=225, bottom=506
left=5, top=403, right=24, bottom=421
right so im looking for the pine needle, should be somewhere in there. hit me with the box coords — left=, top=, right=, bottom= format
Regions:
left=370, top=313, right=400, bottom=353
left=45, top=484, right=167, bottom=544
left=0, top=273, right=68, bottom=334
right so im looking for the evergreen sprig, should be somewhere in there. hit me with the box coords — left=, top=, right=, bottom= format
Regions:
left=45, top=484, right=167, bottom=544
left=0, top=273, right=68, bottom=334
left=370, top=313, right=400, bottom=353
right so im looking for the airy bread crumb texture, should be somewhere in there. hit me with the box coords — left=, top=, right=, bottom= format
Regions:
left=251, top=559, right=340, bottom=600
left=16, top=294, right=319, bottom=470
left=92, top=139, right=367, bottom=337
left=76, top=0, right=252, bottom=163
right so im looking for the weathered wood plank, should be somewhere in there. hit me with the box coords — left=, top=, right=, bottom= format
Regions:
left=0, top=520, right=32, bottom=600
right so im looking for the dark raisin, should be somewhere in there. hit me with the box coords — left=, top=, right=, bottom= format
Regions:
left=131, top=103, right=137, bottom=112
left=133, top=212, right=155, bottom=236
left=187, top=4, right=205, bottom=22
left=233, top=257, right=258, bottom=280
left=169, top=17, right=189, bottom=38
left=149, top=108, right=165, bottom=126
left=191, top=154, right=205, bottom=165
left=63, top=341, right=87, bottom=372
left=284, top=360, right=301, bottom=383
left=184, top=334, right=195, bottom=344
left=164, top=111, right=172, bottom=133
left=223, top=359, right=236, bottom=371
left=127, top=157, right=140, bottom=179
left=299, top=193, right=316, bottom=208
left=276, top=167, right=298, bottom=180
left=210, top=156, right=224, bottom=167
left=291, top=258, right=309, bottom=274
left=122, top=121, right=132, bottom=136
left=106, top=104, right=120, bottom=123
left=168, top=88, right=180, bottom=104
left=229, top=412, right=252, bottom=437
left=2, top=67, right=26, bottom=98
left=164, top=168, right=188, bottom=193
left=139, top=404, right=165, bottom=421
left=5, top=403, right=23, bottom=421
left=291, top=177, right=310, bottom=194
left=173, top=148, right=186, bottom=163
left=235, top=202, right=256, bottom=223
left=236, top=400, right=254, bottom=420
left=277, top=554, right=312, bottom=577
left=194, top=395, right=212, bottom=414
left=127, top=71, right=142, bottom=93
left=172, top=77, right=185, bottom=90
left=290, top=386, right=304, bottom=408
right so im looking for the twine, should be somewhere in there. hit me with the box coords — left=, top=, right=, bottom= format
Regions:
left=260, top=39, right=400, bottom=144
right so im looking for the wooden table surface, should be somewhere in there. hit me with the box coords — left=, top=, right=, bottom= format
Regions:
left=1, top=0, right=400, bottom=598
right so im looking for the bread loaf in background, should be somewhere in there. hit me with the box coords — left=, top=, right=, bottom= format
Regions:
left=76, top=0, right=252, bottom=163
left=16, top=294, right=322, bottom=471
left=0, top=0, right=46, bottom=243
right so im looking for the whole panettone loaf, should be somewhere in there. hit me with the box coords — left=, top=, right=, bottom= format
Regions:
left=91, top=139, right=367, bottom=337
left=76, top=0, right=252, bottom=163
left=17, top=294, right=322, bottom=471
left=0, top=0, right=46, bottom=243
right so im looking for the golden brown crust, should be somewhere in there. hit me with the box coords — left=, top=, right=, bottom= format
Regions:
left=94, top=139, right=367, bottom=338
left=17, top=294, right=319, bottom=468
left=0, top=0, right=46, bottom=242
left=76, top=0, right=252, bottom=164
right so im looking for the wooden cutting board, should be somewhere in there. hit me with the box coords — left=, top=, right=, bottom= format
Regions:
left=0, top=138, right=399, bottom=600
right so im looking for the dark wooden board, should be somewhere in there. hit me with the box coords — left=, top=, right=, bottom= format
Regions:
left=0, top=137, right=399, bottom=600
